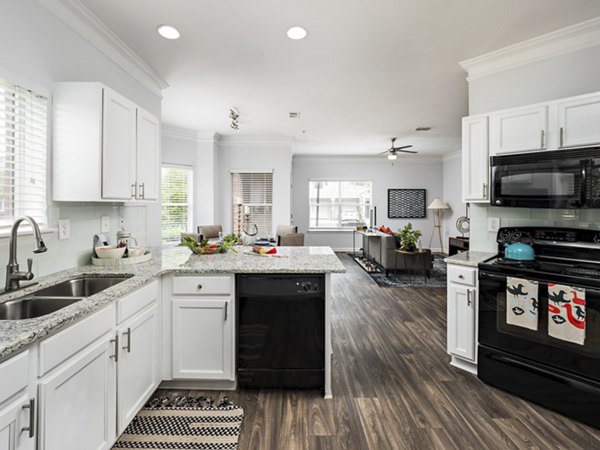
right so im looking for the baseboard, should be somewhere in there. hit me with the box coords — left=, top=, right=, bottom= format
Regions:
left=449, top=355, right=478, bottom=375
left=159, top=379, right=237, bottom=391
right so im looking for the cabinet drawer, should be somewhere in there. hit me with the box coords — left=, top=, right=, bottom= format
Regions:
left=39, top=304, right=115, bottom=377
left=117, top=280, right=159, bottom=324
left=0, top=350, right=29, bottom=404
left=172, top=276, right=232, bottom=296
left=448, top=265, right=476, bottom=286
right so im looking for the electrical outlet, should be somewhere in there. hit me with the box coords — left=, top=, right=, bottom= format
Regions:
left=58, top=219, right=71, bottom=240
left=119, top=216, right=125, bottom=230
left=101, top=216, right=110, bottom=233
left=488, top=217, right=501, bottom=233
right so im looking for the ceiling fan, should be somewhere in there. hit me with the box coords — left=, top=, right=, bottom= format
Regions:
left=378, top=137, right=417, bottom=160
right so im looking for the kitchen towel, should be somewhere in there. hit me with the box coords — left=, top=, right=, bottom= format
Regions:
left=506, top=277, right=539, bottom=330
left=548, top=283, right=586, bottom=345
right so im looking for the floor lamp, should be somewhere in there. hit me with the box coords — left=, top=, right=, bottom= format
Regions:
left=427, top=198, right=449, bottom=254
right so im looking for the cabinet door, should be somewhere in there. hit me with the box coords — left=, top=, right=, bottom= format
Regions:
left=0, top=395, right=35, bottom=450
left=102, top=88, right=136, bottom=200
left=172, top=298, right=233, bottom=380
left=117, top=304, right=160, bottom=434
left=136, top=108, right=160, bottom=200
left=38, top=337, right=116, bottom=450
left=490, top=105, right=548, bottom=155
left=557, top=93, right=600, bottom=148
left=447, top=284, right=476, bottom=361
left=462, top=115, right=489, bottom=202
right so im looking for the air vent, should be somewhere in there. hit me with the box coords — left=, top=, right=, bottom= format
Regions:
left=415, top=126, right=431, bottom=131
left=289, top=112, right=301, bottom=119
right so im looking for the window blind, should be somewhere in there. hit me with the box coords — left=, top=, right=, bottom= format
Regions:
left=161, top=165, right=193, bottom=244
left=232, top=172, right=273, bottom=236
left=0, top=79, right=48, bottom=230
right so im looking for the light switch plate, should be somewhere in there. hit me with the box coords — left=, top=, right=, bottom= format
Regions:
left=488, top=217, right=501, bottom=233
left=58, top=219, right=71, bottom=240
left=101, top=216, right=110, bottom=233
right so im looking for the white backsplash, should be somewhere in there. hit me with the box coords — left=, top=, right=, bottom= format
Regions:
left=470, top=204, right=600, bottom=252
left=0, top=203, right=148, bottom=286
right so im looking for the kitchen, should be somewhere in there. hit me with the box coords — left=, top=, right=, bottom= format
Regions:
left=3, top=1, right=600, bottom=450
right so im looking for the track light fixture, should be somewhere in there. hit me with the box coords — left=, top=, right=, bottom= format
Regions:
left=229, top=108, right=240, bottom=131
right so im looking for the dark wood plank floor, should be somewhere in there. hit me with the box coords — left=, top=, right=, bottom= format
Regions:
left=158, top=253, right=600, bottom=449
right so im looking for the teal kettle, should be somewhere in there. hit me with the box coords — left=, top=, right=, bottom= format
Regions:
left=504, top=242, right=535, bottom=261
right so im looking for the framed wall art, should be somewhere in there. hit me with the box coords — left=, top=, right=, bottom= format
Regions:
left=387, top=188, right=426, bottom=218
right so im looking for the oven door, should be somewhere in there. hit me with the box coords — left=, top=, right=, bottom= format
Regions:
left=479, top=270, right=600, bottom=381
left=491, top=154, right=587, bottom=208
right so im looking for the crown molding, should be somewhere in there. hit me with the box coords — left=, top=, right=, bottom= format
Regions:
left=216, top=135, right=294, bottom=148
left=460, top=17, right=600, bottom=81
left=161, top=124, right=216, bottom=142
left=36, top=0, right=168, bottom=97
left=442, top=150, right=462, bottom=162
left=293, top=154, right=443, bottom=164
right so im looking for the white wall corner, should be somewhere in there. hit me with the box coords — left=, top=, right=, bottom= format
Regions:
left=442, top=150, right=462, bottom=162
left=460, top=17, right=600, bottom=81
left=35, top=0, right=168, bottom=97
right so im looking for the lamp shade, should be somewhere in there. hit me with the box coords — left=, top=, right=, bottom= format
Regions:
left=427, top=198, right=449, bottom=210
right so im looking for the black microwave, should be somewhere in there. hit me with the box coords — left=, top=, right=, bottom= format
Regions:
left=490, top=147, right=600, bottom=208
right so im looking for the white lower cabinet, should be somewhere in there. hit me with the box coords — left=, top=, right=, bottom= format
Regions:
left=117, top=304, right=160, bottom=434
left=446, top=264, right=478, bottom=374
left=0, top=395, right=35, bottom=450
left=38, top=336, right=117, bottom=450
left=172, top=298, right=234, bottom=380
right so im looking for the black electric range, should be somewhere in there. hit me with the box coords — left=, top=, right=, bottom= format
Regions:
left=477, top=227, right=600, bottom=429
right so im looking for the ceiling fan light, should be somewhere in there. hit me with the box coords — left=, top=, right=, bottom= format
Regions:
left=388, top=153, right=397, bottom=160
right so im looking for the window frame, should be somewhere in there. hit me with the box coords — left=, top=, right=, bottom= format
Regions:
left=308, top=179, right=373, bottom=231
left=161, top=163, right=194, bottom=246
left=0, top=78, right=49, bottom=233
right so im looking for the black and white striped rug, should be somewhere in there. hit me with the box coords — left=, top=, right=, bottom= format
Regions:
left=112, top=396, right=244, bottom=449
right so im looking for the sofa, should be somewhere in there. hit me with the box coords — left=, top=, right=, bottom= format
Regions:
left=362, top=230, right=433, bottom=276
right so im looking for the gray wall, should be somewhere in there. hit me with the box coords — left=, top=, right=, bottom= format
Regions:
left=467, top=44, right=600, bottom=252
left=0, top=0, right=161, bottom=281
left=292, top=156, right=445, bottom=251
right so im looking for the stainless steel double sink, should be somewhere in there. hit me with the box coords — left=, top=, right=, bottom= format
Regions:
left=0, top=275, right=133, bottom=320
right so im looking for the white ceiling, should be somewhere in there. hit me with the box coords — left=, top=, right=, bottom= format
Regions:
left=80, top=0, right=600, bottom=156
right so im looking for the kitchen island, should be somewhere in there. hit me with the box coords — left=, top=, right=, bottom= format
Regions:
left=0, top=245, right=345, bottom=396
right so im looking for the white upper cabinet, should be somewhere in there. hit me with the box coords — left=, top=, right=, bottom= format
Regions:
left=102, top=88, right=137, bottom=200
left=557, top=92, right=600, bottom=149
left=53, top=82, right=160, bottom=202
left=462, top=115, right=489, bottom=203
left=490, top=105, right=548, bottom=155
left=135, top=108, right=160, bottom=200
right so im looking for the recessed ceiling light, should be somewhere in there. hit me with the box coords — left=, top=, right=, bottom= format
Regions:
left=287, top=26, right=307, bottom=40
left=157, top=25, right=180, bottom=40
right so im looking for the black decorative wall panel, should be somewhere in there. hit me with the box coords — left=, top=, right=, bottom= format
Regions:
left=387, top=189, right=426, bottom=218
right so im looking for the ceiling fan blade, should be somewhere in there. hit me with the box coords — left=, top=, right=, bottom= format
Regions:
left=377, top=150, right=390, bottom=155
left=397, top=149, right=418, bottom=154
left=392, top=144, right=413, bottom=150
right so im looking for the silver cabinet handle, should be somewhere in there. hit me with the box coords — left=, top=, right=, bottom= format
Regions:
left=540, top=129, right=545, bottom=149
left=197, top=284, right=203, bottom=290
left=482, top=182, right=487, bottom=198
left=131, top=183, right=137, bottom=199
left=467, top=289, right=472, bottom=307
left=21, top=398, right=35, bottom=438
left=139, top=182, right=145, bottom=199
left=560, top=127, right=564, bottom=147
left=224, top=302, right=228, bottom=321
left=109, top=334, right=119, bottom=362
left=458, top=274, right=464, bottom=279
left=122, top=327, right=131, bottom=353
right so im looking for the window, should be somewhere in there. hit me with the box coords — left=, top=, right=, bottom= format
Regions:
left=232, top=171, right=273, bottom=236
left=161, top=165, right=193, bottom=244
left=309, top=180, right=372, bottom=229
left=0, top=79, right=48, bottom=230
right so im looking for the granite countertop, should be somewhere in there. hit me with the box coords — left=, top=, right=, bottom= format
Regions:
left=444, top=251, right=496, bottom=268
left=0, top=246, right=345, bottom=361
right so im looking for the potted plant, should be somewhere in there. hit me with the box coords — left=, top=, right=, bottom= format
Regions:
left=396, top=223, right=422, bottom=252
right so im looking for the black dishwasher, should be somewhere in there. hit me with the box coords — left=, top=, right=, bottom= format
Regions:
left=236, top=274, right=325, bottom=389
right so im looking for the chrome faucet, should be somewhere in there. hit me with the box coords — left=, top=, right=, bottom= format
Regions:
left=5, top=216, right=47, bottom=292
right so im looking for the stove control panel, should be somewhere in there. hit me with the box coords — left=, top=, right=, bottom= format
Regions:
left=497, top=227, right=600, bottom=246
